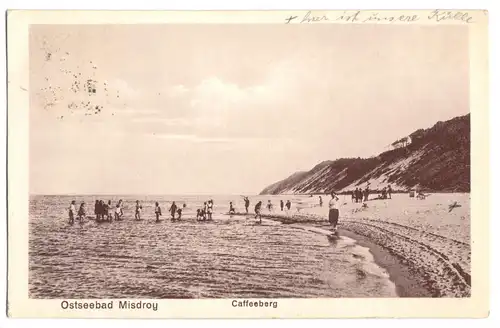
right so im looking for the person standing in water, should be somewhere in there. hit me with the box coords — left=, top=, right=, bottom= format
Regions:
left=254, top=201, right=263, bottom=224
left=177, top=207, right=183, bottom=220
left=280, top=200, right=284, bottom=211
left=328, top=192, right=341, bottom=232
left=170, top=202, right=178, bottom=221
left=68, top=200, right=76, bottom=224
left=115, top=200, right=123, bottom=221
left=94, top=200, right=100, bottom=221
left=107, top=200, right=113, bottom=221
left=203, top=202, right=208, bottom=220
left=244, top=197, right=250, bottom=214
left=154, top=202, right=162, bottom=221
left=229, top=202, right=235, bottom=214
left=77, top=202, right=86, bottom=222
left=135, top=200, right=141, bottom=220
left=207, top=200, right=214, bottom=220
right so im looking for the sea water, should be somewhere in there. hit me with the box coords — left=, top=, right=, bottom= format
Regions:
left=29, top=194, right=397, bottom=298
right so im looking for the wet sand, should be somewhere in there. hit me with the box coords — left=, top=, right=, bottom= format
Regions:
left=339, top=229, right=434, bottom=297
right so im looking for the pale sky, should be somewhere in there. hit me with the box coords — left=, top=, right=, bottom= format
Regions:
left=29, top=24, right=469, bottom=195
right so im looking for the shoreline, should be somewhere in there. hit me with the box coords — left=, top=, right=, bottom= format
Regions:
left=230, top=212, right=433, bottom=297
left=338, top=228, right=433, bottom=297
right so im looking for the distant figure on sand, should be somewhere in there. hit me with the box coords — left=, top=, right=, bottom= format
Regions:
left=286, top=200, right=291, bottom=210
left=135, top=200, right=142, bottom=220
left=244, top=197, right=250, bottom=213
left=229, top=202, right=235, bottom=215
left=68, top=201, right=76, bottom=224
left=170, top=202, right=178, bottom=221
left=319, top=196, right=323, bottom=207
left=364, top=187, right=369, bottom=202
left=78, top=202, right=86, bottom=222
left=351, top=190, right=356, bottom=203
left=255, top=201, right=263, bottom=224
left=328, top=192, right=341, bottom=232
left=267, top=200, right=273, bottom=212
left=280, top=200, right=284, bottom=211
left=154, top=202, right=162, bottom=221
left=387, top=185, right=392, bottom=199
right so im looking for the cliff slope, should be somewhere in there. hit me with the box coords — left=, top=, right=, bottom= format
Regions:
left=260, top=114, right=470, bottom=194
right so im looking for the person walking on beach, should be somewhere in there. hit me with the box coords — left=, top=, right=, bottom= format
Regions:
left=364, top=187, right=370, bottom=202
left=286, top=200, right=291, bottom=211
left=387, top=185, right=392, bottom=199
left=328, top=192, right=341, bottom=232
left=243, top=197, right=250, bottom=213
left=267, top=200, right=273, bottom=212
left=154, top=202, right=162, bottom=221
left=319, top=196, right=323, bottom=207
left=68, top=200, right=76, bottom=224
left=170, top=202, right=178, bottom=221
left=255, top=201, right=263, bottom=224
left=135, top=200, right=142, bottom=220
left=229, top=202, right=235, bottom=215
left=280, top=200, right=284, bottom=211
left=354, top=188, right=359, bottom=203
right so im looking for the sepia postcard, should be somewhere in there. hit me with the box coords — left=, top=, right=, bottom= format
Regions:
left=6, top=10, right=489, bottom=318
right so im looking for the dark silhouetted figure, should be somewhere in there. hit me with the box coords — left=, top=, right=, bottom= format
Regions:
left=170, top=202, right=178, bottom=221
left=255, top=201, right=263, bottom=224
left=244, top=197, right=250, bottom=213
left=155, top=202, right=162, bottom=222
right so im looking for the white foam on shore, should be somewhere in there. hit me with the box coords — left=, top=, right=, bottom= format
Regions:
left=286, top=222, right=398, bottom=296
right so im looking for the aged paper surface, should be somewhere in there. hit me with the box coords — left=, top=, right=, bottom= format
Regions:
left=7, top=10, right=489, bottom=318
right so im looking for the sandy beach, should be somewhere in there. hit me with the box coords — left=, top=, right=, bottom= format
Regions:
left=232, top=193, right=471, bottom=297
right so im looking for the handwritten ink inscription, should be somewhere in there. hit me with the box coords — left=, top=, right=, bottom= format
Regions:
left=285, top=10, right=475, bottom=24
